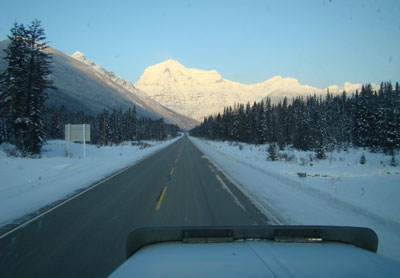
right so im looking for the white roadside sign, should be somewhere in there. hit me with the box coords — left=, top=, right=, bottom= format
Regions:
left=65, top=124, right=90, bottom=142
left=65, top=124, right=91, bottom=159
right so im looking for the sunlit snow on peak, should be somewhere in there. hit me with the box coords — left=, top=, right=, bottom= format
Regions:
left=71, top=51, right=85, bottom=59
left=136, top=61, right=375, bottom=121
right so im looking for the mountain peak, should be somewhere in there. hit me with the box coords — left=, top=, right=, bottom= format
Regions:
left=160, top=59, right=183, bottom=65
left=151, top=59, right=186, bottom=71
left=71, top=51, right=85, bottom=60
left=269, top=75, right=283, bottom=81
left=136, top=59, right=223, bottom=93
left=267, top=76, right=298, bottom=84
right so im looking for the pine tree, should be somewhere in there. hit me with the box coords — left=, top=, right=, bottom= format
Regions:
left=354, top=84, right=377, bottom=149
left=390, top=150, right=397, bottom=167
left=0, top=22, right=28, bottom=147
left=190, top=81, right=399, bottom=157
left=263, top=98, right=273, bottom=143
left=255, top=101, right=266, bottom=144
left=131, top=106, right=137, bottom=140
left=360, top=153, right=366, bottom=165
left=124, top=107, right=137, bottom=141
left=48, top=108, right=61, bottom=138
left=267, top=143, right=278, bottom=161
left=102, top=109, right=110, bottom=146
left=0, top=20, right=53, bottom=155
left=378, top=82, right=397, bottom=152
left=23, top=20, right=53, bottom=154
left=394, top=83, right=400, bottom=149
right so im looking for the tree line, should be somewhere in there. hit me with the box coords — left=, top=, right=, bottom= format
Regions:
left=43, top=106, right=180, bottom=146
left=0, top=20, right=180, bottom=156
left=190, top=82, right=400, bottom=157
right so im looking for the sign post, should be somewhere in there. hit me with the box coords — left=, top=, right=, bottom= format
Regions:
left=67, top=124, right=71, bottom=159
left=83, top=124, right=86, bottom=159
left=65, top=124, right=91, bottom=159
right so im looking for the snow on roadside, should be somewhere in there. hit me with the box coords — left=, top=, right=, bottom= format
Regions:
left=0, top=137, right=180, bottom=228
left=189, top=136, right=400, bottom=262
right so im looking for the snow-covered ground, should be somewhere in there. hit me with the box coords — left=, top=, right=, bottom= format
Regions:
left=0, top=137, right=180, bottom=228
left=2, top=135, right=399, bottom=262
left=190, top=136, right=400, bottom=262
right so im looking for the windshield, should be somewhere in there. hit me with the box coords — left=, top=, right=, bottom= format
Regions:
left=0, top=1, right=399, bottom=277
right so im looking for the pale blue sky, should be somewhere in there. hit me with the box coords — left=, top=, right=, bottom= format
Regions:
left=1, top=0, right=399, bottom=88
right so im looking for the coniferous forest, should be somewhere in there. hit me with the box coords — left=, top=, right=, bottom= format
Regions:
left=191, top=82, right=400, bottom=157
left=0, top=21, right=180, bottom=156
left=1, top=21, right=398, bottom=158
left=42, top=106, right=180, bottom=146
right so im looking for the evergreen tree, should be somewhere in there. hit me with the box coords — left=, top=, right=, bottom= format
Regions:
left=0, top=22, right=28, bottom=146
left=267, top=143, right=278, bottom=161
left=48, top=107, right=61, bottom=138
left=101, top=109, right=110, bottom=145
left=190, top=81, right=399, bottom=158
left=353, top=84, right=377, bottom=149
left=0, top=20, right=53, bottom=155
left=360, top=153, right=366, bottom=165
left=23, top=20, right=53, bottom=154
left=263, top=98, right=273, bottom=143
left=129, top=107, right=137, bottom=141
left=378, top=82, right=398, bottom=152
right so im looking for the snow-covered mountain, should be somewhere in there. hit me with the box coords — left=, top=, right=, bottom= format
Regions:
left=71, top=51, right=147, bottom=99
left=70, top=52, right=197, bottom=129
left=135, top=60, right=378, bottom=121
left=0, top=40, right=197, bottom=129
left=0, top=39, right=379, bottom=126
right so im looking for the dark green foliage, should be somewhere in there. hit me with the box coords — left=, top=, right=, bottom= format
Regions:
left=360, top=153, right=366, bottom=165
left=315, top=146, right=326, bottom=160
left=190, top=82, right=400, bottom=156
left=390, top=150, right=397, bottom=167
left=42, top=106, right=180, bottom=145
left=0, top=22, right=29, bottom=147
left=0, top=20, right=53, bottom=156
left=267, top=143, right=277, bottom=161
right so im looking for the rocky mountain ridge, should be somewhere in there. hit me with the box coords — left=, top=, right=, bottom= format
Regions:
left=0, top=39, right=197, bottom=130
left=70, top=52, right=198, bottom=129
left=135, top=59, right=378, bottom=121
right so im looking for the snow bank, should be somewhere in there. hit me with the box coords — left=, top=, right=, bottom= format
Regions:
left=0, top=137, right=180, bottom=228
left=190, top=137, right=400, bottom=262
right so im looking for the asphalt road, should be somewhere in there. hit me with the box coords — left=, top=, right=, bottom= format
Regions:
left=0, top=136, right=269, bottom=278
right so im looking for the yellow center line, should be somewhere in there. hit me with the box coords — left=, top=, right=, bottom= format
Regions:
left=169, top=167, right=174, bottom=176
left=175, top=159, right=178, bottom=164
left=155, top=186, right=167, bottom=211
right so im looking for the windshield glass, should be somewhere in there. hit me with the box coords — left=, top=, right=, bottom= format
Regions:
left=0, top=1, right=399, bottom=277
